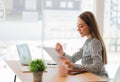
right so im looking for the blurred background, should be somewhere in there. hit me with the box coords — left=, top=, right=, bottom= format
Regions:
left=0, top=0, right=120, bottom=81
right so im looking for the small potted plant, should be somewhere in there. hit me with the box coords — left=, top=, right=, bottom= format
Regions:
left=29, top=59, right=46, bottom=82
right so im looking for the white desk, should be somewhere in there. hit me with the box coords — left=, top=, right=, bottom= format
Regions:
left=6, top=61, right=108, bottom=82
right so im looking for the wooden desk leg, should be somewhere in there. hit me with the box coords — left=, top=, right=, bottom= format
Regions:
left=14, top=75, right=16, bottom=82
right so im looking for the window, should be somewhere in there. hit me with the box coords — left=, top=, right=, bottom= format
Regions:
left=0, top=0, right=95, bottom=81
left=104, top=0, right=120, bottom=78
left=43, top=0, right=95, bottom=60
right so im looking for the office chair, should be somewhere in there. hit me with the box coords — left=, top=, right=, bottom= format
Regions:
left=113, top=65, right=120, bottom=82
left=108, top=66, right=120, bottom=82
left=109, top=65, right=120, bottom=82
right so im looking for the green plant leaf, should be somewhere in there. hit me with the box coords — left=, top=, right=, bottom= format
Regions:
left=29, top=59, right=46, bottom=72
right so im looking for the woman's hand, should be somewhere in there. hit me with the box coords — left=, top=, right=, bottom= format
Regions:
left=64, top=60, right=74, bottom=71
left=59, top=57, right=87, bottom=75
left=59, top=57, right=74, bottom=71
left=55, top=42, right=65, bottom=56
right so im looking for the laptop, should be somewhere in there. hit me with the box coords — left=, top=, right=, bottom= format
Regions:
left=43, top=47, right=60, bottom=65
left=16, top=44, right=32, bottom=66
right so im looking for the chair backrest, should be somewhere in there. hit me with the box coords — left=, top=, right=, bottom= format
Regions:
left=113, top=66, right=120, bottom=82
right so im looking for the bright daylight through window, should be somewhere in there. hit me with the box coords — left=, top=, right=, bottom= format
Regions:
left=0, top=0, right=120, bottom=82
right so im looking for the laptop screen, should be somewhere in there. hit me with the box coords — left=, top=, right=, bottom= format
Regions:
left=16, top=44, right=32, bottom=66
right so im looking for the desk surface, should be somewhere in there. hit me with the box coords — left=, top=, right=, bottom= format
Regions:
left=6, top=61, right=107, bottom=82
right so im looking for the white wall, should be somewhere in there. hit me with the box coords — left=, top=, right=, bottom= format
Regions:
left=95, top=0, right=104, bottom=35
left=0, top=21, right=42, bottom=40
left=2, top=0, right=13, bottom=14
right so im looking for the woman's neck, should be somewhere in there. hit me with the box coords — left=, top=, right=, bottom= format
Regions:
left=87, top=34, right=92, bottom=39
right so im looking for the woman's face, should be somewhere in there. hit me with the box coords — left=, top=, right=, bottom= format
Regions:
left=77, top=17, right=91, bottom=37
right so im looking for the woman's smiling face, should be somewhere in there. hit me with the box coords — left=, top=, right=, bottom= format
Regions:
left=77, top=17, right=91, bottom=37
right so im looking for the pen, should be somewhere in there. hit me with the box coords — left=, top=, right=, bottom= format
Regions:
left=47, top=63, right=57, bottom=65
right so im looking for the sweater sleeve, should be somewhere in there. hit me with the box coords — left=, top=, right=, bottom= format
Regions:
left=64, top=48, right=83, bottom=63
left=73, top=39, right=103, bottom=73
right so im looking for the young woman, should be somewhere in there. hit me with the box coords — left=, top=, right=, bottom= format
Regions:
left=56, top=11, right=108, bottom=78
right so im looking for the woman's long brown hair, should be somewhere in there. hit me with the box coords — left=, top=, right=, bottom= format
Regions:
left=79, top=11, right=107, bottom=65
